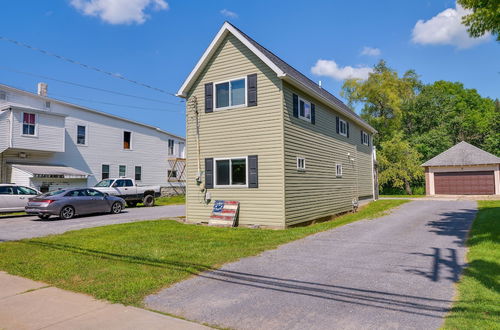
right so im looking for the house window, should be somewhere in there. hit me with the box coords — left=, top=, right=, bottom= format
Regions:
left=45, top=101, right=51, bottom=109
left=339, top=119, right=348, bottom=137
left=298, top=97, right=311, bottom=122
left=214, top=157, right=247, bottom=187
left=119, top=165, right=126, bottom=177
left=168, top=170, right=177, bottom=178
left=297, top=157, right=306, bottom=171
left=168, top=139, right=175, bottom=156
left=123, top=131, right=131, bottom=149
left=102, top=165, right=110, bottom=180
left=215, top=78, right=246, bottom=109
left=336, top=164, right=343, bottom=177
left=362, top=131, right=369, bottom=145
left=22, top=113, right=36, bottom=136
left=135, top=166, right=142, bottom=181
left=77, top=125, right=86, bottom=145
left=0, top=91, right=6, bottom=100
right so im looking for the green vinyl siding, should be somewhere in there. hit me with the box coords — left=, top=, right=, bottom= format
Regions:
left=283, top=82, right=374, bottom=226
left=185, top=34, right=285, bottom=228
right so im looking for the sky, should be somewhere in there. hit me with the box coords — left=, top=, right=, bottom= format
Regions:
left=1, top=0, right=498, bottom=138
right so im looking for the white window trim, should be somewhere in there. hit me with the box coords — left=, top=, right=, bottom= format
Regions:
left=336, top=163, right=343, bottom=177
left=362, top=131, right=369, bottom=146
left=76, top=124, right=88, bottom=146
left=213, top=156, right=249, bottom=188
left=213, top=76, right=248, bottom=111
left=119, top=165, right=127, bottom=177
left=298, top=97, right=312, bottom=123
left=123, top=130, right=132, bottom=150
left=297, top=157, right=306, bottom=171
left=339, top=119, right=347, bottom=137
left=20, top=112, right=38, bottom=137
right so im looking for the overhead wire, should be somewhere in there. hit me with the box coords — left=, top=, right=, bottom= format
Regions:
left=0, top=35, right=178, bottom=97
left=0, top=66, right=184, bottom=106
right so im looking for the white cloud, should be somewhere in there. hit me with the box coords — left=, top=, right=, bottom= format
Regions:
left=70, top=0, right=168, bottom=25
left=361, top=46, right=381, bottom=56
left=220, top=9, right=238, bottom=19
left=412, top=3, right=490, bottom=49
left=311, top=59, right=373, bottom=81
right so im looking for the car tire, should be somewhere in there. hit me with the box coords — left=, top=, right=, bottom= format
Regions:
left=126, top=201, right=138, bottom=208
left=142, top=194, right=155, bottom=207
left=38, top=215, right=50, bottom=220
left=111, top=202, right=122, bottom=214
left=59, top=206, right=75, bottom=220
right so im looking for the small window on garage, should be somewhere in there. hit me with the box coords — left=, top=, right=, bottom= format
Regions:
left=123, top=131, right=131, bottom=150
left=77, top=125, right=87, bottom=145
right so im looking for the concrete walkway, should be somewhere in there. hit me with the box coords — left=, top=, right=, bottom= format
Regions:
left=0, top=272, right=208, bottom=330
left=146, top=200, right=477, bottom=330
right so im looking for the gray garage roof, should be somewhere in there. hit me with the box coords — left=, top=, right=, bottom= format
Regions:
left=422, top=141, right=500, bottom=167
left=11, top=164, right=89, bottom=179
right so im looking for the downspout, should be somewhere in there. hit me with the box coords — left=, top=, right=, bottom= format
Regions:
left=9, top=108, right=13, bottom=148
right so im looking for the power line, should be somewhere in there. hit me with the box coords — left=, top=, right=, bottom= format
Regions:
left=49, top=93, right=185, bottom=113
left=0, top=35, right=178, bottom=97
left=0, top=65, right=184, bottom=106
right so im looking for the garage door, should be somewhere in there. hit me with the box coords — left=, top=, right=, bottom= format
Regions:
left=434, top=171, right=495, bottom=195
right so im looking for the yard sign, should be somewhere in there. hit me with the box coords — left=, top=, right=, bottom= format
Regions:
left=208, top=200, right=239, bottom=227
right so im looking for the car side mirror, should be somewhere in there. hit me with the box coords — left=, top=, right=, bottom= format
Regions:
left=104, top=193, right=109, bottom=196
left=112, top=183, right=118, bottom=187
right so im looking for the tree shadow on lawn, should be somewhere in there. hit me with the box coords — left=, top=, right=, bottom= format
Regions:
left=24, top=240, right=454, bottom=319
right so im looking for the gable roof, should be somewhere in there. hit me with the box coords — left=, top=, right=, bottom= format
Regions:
left=177, top=22, right=376, bottom=133
left=422, top=141, right=500, bottom=167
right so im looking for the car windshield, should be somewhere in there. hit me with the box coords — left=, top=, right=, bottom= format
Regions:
left=95, top=179, right=114, bottom=187
left=39, top=190, right=67, bottom=197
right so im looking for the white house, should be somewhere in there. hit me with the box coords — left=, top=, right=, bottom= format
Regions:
left=0, top=83, right=185, bottom=192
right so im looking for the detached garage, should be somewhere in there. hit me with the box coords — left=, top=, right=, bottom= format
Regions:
left=422, top=141, right=500, bottom=196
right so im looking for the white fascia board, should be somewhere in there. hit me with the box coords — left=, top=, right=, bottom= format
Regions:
left=177, top=22, right=285, bottom=98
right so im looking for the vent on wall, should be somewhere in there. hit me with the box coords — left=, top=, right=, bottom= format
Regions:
left=0, top=91, right=6, bottom=100
left=45, top=101, right=51, bottom=108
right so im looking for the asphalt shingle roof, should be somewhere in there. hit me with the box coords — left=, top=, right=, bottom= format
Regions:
left=422, top=141, right=500, bottom=167
left=228, top=23, right=373, bottom=131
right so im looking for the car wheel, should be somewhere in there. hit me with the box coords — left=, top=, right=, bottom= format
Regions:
left=59, top=206, right=75, bottom=220
left=142, top=194, right=155, bottom=207
left=126, top=201, right=138, bottom=208
left=111, top=202, right=122, bottom=214
left=37, top=214, right=50, bottom=220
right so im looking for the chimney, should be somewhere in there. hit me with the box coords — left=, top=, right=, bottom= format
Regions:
left=37, top=82, right=48, bottom=97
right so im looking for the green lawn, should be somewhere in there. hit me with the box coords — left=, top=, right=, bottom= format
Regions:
left=0, top=199, right=407, bottom=306
left=0, top=212, right=27, bottom=217
left=133, top=194, right=185, bottom=208
left=443, top=200, right=500, bottom=329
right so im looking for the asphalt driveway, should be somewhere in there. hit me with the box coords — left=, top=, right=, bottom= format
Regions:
left=145, top=200, right=477, bottom=330
left=0, top=205, right=185, bottom=242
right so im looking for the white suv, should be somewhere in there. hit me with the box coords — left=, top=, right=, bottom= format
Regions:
left=0, top=184, right=41, bottom=213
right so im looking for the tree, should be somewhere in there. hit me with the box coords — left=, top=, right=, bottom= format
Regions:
left=377, top=134, right=424, bottom=195
left=458, top=0, right=500, bottom=41
left=482, top=99, right=500, bottom=156
left=341, top=60, right=421, bottom=144
left=403, top=81, right=496, bottom=158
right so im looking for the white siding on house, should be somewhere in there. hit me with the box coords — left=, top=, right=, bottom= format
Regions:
left=0, top=110, right=9, bottom=153
left=10, top=167, right=31, bottom=187
left=0, top=84, right=185, bottom=188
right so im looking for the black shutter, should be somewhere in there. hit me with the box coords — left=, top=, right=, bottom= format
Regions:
left=336, top=116, right=339, bottom=134
left=248, top=155, right=258, bottom=188
left=247, top=74, right=257, bottom=107
left=205, top=158, right=214, bottom=189
left=346, top=122, right=350, bottom=138
left=361, top=130, right=364, bottom=143
left=205, top=83, right=213, bottom=113
left=311, top=103, right=316, bottom=125
left=292, top=94, right=298, bottom=118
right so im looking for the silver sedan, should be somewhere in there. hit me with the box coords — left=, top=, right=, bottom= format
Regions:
left=25, top=188, right=125, bottom=220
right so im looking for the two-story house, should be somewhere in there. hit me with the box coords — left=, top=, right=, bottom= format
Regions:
left=0, top=83, right=185, bottom=192
left=177, top=22, right=377, bottom=228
